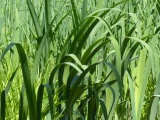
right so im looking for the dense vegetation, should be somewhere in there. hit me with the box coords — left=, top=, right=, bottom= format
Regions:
left=0, top=0, right=160, bottom=119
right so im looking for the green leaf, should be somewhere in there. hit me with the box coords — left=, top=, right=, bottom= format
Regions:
left=37, top=84, right=53, bottom=119
left=0, top=43, right=37, bottom=119
left=99, top=99, right=108, bottom=120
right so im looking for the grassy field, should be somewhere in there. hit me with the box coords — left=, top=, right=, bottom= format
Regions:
left=0, top=0, right=160, bottom=119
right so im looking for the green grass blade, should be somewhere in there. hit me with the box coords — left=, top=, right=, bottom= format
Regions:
left=26, top=0, right=43, bottom=39
left=81, top=39, right=110, bottom=64
left=64, top=85, right=88, bottom=119
left=5, top=67, right=18, bottom=96
left=104, top=62, right=122, bottom=100
left=37, top=84, right=44, bottom=120
left=31, top=21, right=54, bottom=83
left=37, top=84, right=53, bottom=119
left=0, top=43, right=37, bottom=119
left=70, top=0, right=80, bottom=27
left=82, top=0, right=87, bottom=20
left=0, top=91, right=5, bottom=120
left=148, top=74, right=160, bottom=119
left=121, top=24, right=136, bottom=56
left=99, top=99, right=108, bottom=120
left=19, top=87, right=28, bottom=120
left=45, top=0, right=51, bottom=28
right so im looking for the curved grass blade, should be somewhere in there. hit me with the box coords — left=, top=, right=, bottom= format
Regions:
left=63, top=85, right=88, bottom=119
left=5, top=67, right=18, bottom=96
left=122, top=42, right=140, bottom=77
left=99, top=83, right=116, bottom=118
left=61, top=54, right=87, bottom=70
left=104, top=62, right=122, bottom=100
left=0, top=67, right=19, bottom=119
left=127, top=37, right=154, bottom=76
left=64, top=61, right=102, bottom=117
left=89, top=86, right=101, bottom=119
left=37, top=84, right=53, bottom=120
left=68, top=2, right=126, bottom=57
left=31, top=19, right=54, bottom=83
left=81, top=39, right=110, bottom=64
left=121, top=24, right=136, bottom=56
left=109, top=37, right=122, bottom=77
left=0, top=43, right=37, bottom=119
left=99, top=99, right=108, bottom=120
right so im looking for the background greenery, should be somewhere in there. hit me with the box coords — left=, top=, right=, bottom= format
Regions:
left=0, top=0, right=160, bottom=119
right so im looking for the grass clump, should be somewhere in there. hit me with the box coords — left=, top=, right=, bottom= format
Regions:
left=0, top=0, right=160, bottom=120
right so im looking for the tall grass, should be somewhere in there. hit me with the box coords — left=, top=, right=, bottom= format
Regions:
left=0, top=0, right=160, bottom=119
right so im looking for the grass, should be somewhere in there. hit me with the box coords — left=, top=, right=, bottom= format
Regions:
left=0, top=0, right=160, bottom=119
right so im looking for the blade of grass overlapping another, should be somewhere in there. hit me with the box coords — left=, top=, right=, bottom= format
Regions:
left=98, top=83, right=116, bottom=119
left=87, top=86, right=100, bottom=120
left=31, top=19, right=55, bottom=83
left=0, top=0, right=159, bottom=119
left=70, top=0, right=80, bottom=28
left=63, top=61, right=102, bottom=118
left=54, top=6, right=123, bottom=116
left=58, top=1, right=126, bottom=61
left=26, top=0, right=43, bottom=42
left=44, top=0, right=51, bottom=29
left=99, top=98, right=108, bottom=120
left=63, top=85, right=88, bottom=119
left=148, top=74, right=160, bottom=119
left=19, top=85, right=28, bottom=120
left=127, top=37, right=154, bottom=75
left=37, top=84, right=53, bottom=120
left=134, top=49, right=147, bottom=120
left=0, top=68, right=18, bottom=119
left=104, top=62, right=122, bottom=99
left=0, top=43, right=36, bottom=119
left=56, top=54, right=87, bottom=109
left=81, top=39, right=110, bottom=64
left=127, top=70, right=136, bottom=120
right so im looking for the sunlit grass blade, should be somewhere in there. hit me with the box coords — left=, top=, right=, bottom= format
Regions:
left=5, top=67, right=18, bottom=96
left=0, top=43, right=36, bottom=119
left=0, top=0, right=159, bottom=119
left=104, top=62, right=122, bottom=99
left=0, top=67, right=18, bottom=119
left=134, top=49, right=147, bottom=120
left=148, top=74, right=160, bottom=119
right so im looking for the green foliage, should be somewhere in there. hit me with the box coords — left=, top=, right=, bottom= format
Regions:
left=0, top=0, right=160, bottom=119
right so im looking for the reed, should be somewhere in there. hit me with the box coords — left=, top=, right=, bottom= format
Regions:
left=0, top=0, right=159, bottom=119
